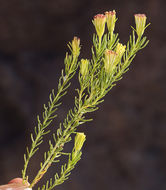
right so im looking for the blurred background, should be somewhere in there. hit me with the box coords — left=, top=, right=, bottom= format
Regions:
left=0, top=0, right=166, bottom=190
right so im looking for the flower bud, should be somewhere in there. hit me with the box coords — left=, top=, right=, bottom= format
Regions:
left=104, top=49, right=117, bottom=73
left=92, top=14, right=106, bottom=39
left=116, top=43, right=126, bottom=61
left=74, top=133, right=86, bottom=152
left=134, top=14, right=147, bottom=37
left=80, top=59, right=89, bottom=77
left=105, top=10, right=116, bottom=34
left=72, top=36, right=80, bottom=57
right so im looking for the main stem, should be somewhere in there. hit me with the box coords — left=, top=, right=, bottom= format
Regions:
left=29, top=89, right=84, bottom=188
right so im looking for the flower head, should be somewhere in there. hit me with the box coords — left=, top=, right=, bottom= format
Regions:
left=92, top=14, right=106, bottom=39
left=104, top=49, right=117, bottom=74
left=80, top=59, right=89, bottom=78
left=116, top=43, right=126, bottom=62
left=74, top=133, right=86, bottom=152
left=105, top=10, right=116, bottom=34
left=134, top=14, right=147, bottom=37
left=72, top=36, right=80, bottom=57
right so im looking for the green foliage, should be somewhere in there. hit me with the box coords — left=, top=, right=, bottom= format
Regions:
left=38, top=133, right=85, bottom=190
left=22, top=10, right=149, bottom=189
left=22, top=37, right=80, bottom=183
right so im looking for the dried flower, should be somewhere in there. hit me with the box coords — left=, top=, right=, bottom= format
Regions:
left=92, top=14, right=106, bottom=39
left=134, top=14, right=147, bottom=37
left=80, top=59, right=89, bottom=77
left=105, top=10, right=116, bottom=34
left=104, top=49, right=117, bottom=73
